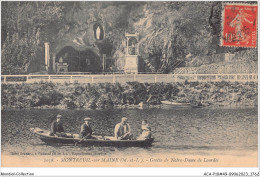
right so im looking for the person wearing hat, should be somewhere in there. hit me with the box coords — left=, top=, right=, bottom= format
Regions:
left=79, top=117, right=93, bottom=139
left=137, top=120, right=152, bottom=140
left=50, top=114, right=65, bottom=136
left=114, top=117, right=133, bottom=140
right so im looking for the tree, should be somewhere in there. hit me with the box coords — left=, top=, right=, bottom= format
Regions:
left=134, top=2, right=213, bottom=73
left=1, top=2, right=64, bottom=74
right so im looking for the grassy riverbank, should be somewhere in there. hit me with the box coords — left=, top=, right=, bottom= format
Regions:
left=1, top=81, right=257, bottom=109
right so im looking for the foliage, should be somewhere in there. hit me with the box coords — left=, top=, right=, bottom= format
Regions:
left=1, top=2, right=64, bottom=74
left=37, top=90, right=63, bottom=106
left=135, top=2, right=213, bottom=73
left=1, top=81, right=257, bottom=109
left=1, top=2, right=257, bottom=74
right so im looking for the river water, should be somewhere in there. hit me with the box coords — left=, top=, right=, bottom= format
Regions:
left=1, top=107, right=258, bottom=158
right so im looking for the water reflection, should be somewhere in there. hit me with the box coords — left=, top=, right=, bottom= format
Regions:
left=1, top=107, right=258, bottom=156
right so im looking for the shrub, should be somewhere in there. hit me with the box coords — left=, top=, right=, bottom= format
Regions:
left=172, top=85, right=180, bottom=96
left=65, top=100, right=77, bottom=109
left=216, top=80, right=230, bottom=88
left=77, top=94, right=88, bottom=108
left=74, top=85, right=85, bottom=96
left=184, top=80, right=189, bottom=85
left=147, top=83, right=162, bottom=95
left=37, top=90, right=63, bottom=106
left=64, top=81, right=70, bottom=86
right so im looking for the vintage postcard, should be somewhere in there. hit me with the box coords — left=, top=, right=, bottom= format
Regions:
left=0, top=0, right=259, bottom=175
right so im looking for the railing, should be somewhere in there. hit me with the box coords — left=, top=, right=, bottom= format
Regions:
left=1, top=74, right=258, bottom=84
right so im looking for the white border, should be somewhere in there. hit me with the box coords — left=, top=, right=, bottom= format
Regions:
left=0, top=0, right=259, bottom=176
left=1, top=167, right=260, bottom=176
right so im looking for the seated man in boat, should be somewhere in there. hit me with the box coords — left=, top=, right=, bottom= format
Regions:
left=137, top=120, right=152, bottom=140
left=114, top=117, right=133, bottom=140
left=50, top=114, right=66, bottom=137
left=79, top=117, right=94, bottom=139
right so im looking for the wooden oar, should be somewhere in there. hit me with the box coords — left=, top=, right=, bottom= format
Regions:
left=75, top=137, right=85, bottom=146
left=74, top=132, right=107, bottom=146
left=74, top=132, right=95, bottom=146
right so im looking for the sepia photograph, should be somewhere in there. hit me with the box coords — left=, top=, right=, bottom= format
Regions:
left=0, top=0, right=258, bottom=175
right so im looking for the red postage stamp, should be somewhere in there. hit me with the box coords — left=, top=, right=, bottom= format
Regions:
left=221, top=3, right=258, bottom=48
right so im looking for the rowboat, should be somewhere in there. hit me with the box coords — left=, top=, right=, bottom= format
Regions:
left=161, top=100, right=189, bottom=107
left=30, top=128, right=154, bottom=147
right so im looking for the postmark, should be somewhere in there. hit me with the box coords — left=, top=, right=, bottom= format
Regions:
left=221, top=3, right=258, bottom=48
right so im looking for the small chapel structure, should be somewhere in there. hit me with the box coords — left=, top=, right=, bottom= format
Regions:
left=124, top=33, right=139, bottom=73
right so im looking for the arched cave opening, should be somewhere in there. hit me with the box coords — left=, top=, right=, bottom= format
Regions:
left=55, top=46, right=102, bottom=73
